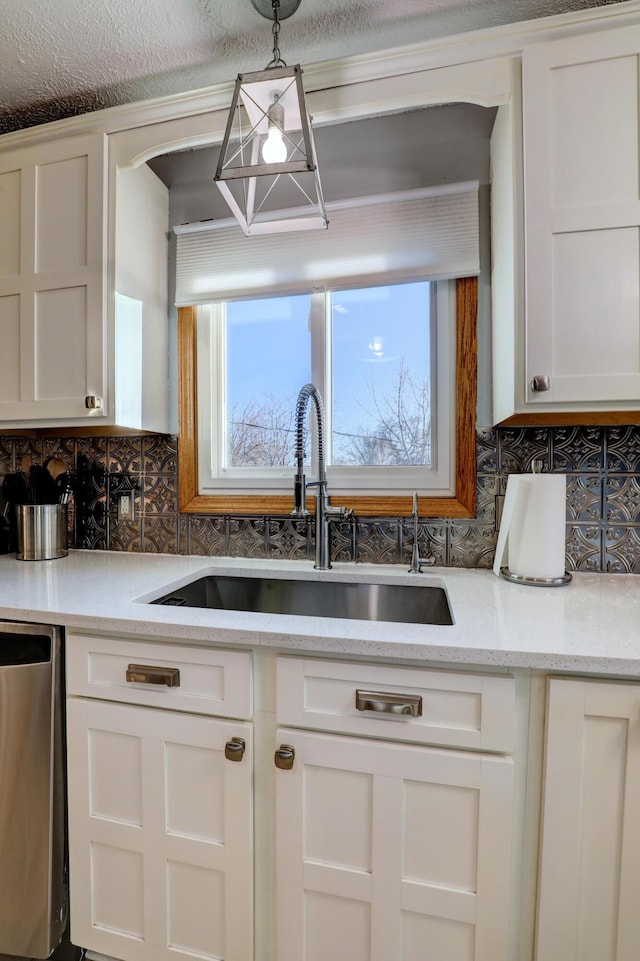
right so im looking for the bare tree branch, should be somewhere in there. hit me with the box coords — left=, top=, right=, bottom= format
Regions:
left=227, top=394, right=297, bottom=467
left=336, top=358, right=431, bottom=466
left=228, top=359, right=430, bottom=470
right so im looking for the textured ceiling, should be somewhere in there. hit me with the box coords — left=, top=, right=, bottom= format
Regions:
left=0, top=0, right=626, bottom=134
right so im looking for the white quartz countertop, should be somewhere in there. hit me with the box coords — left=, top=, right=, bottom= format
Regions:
left=0, top=549, right=638, bottom=675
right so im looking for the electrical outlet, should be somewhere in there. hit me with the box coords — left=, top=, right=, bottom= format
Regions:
left=117, top=491, right=135, bottom=522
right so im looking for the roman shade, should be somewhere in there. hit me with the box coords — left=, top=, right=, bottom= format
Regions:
left=174, top=181, right=479, bottom=305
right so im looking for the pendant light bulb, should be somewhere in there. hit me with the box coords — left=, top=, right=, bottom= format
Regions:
left=262, top=125, right=287, bottom=163
left=262, top=97, right=287, bottom=163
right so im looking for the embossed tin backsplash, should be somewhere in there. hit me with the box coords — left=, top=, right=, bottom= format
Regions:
left=0, top=425, right=639, bottom=572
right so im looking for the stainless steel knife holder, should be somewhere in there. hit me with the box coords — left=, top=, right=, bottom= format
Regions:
left=15, top=504, right=68, bottom=561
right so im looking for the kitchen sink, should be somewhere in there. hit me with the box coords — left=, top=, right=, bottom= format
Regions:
left=151, top=574, right=453, bottom=625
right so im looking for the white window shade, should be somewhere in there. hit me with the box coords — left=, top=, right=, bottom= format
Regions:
left=175, top=182, right=479, bottom=305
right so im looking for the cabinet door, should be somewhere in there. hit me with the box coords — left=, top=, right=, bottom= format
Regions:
left=522, top=27, right=640, bottom=407
left=67, top=698, right=253, bottom=961
left=0, top=133, right=106, bottom=421
left=275, top=728, right=513, bottom=961
left=536, top=678, right=640, bottom=961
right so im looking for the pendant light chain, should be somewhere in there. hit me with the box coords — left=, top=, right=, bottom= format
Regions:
left=267, top=0, right=287, bottom=68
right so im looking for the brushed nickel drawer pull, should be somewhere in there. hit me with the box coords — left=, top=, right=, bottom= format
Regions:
left=85, top=394, right=103, bottom=409
left=355, top=689, right=422, bottom=717
left=225, top=737, right=246, bottom=762
left=275, top=744, right=295, bottom=770
left=126, top=664, right=181, bottom=687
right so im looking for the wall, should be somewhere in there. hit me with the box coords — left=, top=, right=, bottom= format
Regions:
left=1, top=424, right=637, bottom=572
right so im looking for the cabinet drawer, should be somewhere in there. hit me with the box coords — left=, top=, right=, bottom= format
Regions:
left=277, top=657, right=515, bottom=752
left=66, top=632, right=252, bottom=719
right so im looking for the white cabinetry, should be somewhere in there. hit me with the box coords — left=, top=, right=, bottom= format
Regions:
left=66, top=633, right=253, bottom=961
left=112, top=163, right=169, bottom=433
left=0, top=134, right=107, bottom=423
left=275, top=657, right=516, bottom=961
left=536, top=677, right=640, bottom=961
left=521, top=26, right=640, bottom=411
left=0, top=133, right=169, bottom=430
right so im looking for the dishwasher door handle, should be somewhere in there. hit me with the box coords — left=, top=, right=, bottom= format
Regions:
left=126, top=663, right=181, bottom=687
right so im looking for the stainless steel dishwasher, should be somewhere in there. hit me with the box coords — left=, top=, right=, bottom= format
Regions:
left=0, top=622, right=67, bottom=959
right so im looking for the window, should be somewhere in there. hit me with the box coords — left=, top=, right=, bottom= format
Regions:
left=197, top=278, right=455, bottom=494
left=178, top=276, right=477, bottom=517
left=176, top=184, right=479, bottom=517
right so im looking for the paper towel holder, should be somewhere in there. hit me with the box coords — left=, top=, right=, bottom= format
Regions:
left=500, top=567, right=572, bottom=587
left=497, top=459, right=572, bottom=587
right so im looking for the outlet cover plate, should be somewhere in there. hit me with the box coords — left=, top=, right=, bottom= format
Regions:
left=117, top=491, right=135, bottom=522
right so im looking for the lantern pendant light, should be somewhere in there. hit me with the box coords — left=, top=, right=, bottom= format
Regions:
left=214, top=0, right=328, bottom=236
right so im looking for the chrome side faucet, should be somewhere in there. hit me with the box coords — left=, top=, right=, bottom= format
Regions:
left=291, top=384, right=352, bottom=570
left=409, top=491, right=435, bottom=573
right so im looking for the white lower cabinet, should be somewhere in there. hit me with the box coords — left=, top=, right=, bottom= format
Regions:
left=535, top=677, right=640, bottom=961
left=66, top=637, right=519, bottom=961
left=275, top=728, right=514, bottom=961
left=275, top=657, right=517, bottom=961
left=65, top=634, right=254, bottom=961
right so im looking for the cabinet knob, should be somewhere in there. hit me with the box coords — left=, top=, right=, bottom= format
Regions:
left=530, top=375, right=551, bottom=393
left=225, top=737, right=246, bottom=762
left=275, top=744, right=295, bottom=770
left=85, top=395, right=103, bottom=410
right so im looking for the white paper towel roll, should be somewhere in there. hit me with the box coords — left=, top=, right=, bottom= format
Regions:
left=493, top=473, right=567, bottom=579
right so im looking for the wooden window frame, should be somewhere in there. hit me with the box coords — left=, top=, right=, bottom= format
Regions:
left=178, top=276, right=477, bottom=518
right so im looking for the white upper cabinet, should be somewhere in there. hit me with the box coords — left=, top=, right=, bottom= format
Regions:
left=521, top=26, right=640, bottom=411
left=113, top=162, right=169, bottom=433
left=0, top=133, right=107, bottom=423
left=0, top=132, right=170, bottom=430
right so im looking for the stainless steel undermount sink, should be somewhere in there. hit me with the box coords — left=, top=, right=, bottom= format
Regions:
left=151, top=574, right=453, bottom=625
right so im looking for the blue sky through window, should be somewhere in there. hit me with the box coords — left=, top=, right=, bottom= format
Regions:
left=225, top=282, right=431, bottom=467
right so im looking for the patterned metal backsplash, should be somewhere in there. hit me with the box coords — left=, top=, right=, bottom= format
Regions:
left=1, top=425, right=639, bottom=572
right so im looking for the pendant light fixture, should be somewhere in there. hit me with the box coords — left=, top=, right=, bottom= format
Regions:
left=214, top=0, right=328, bottom=236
